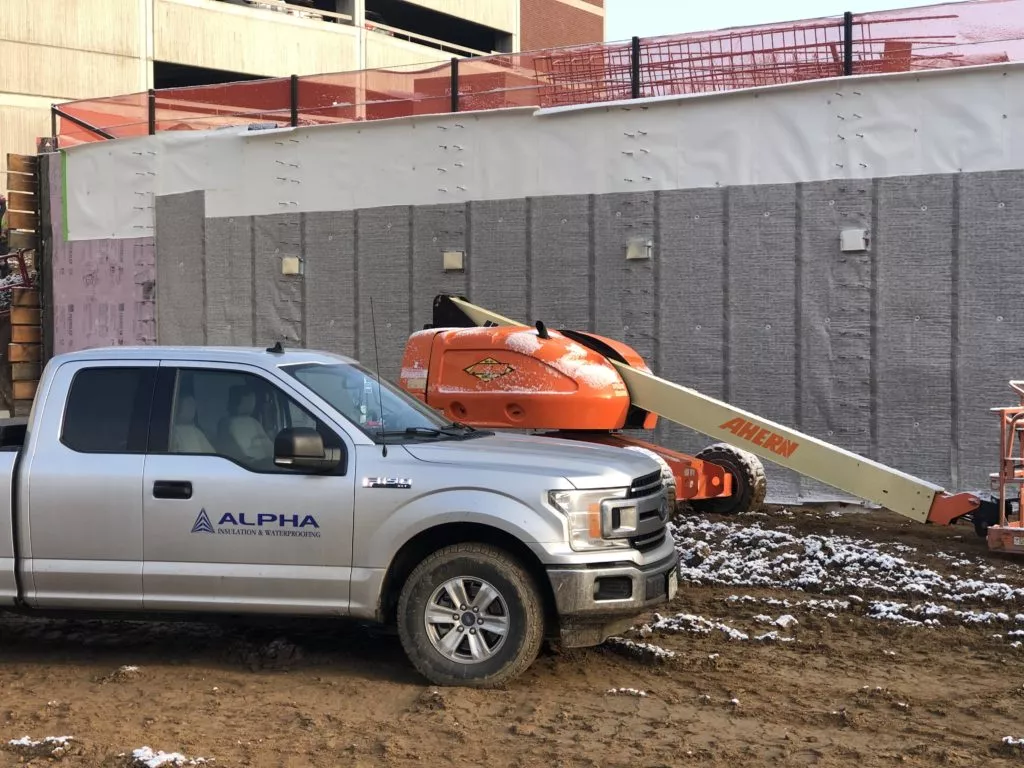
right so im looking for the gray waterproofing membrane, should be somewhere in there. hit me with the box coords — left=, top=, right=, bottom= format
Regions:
left=45, top=154, right=1021, bottom=504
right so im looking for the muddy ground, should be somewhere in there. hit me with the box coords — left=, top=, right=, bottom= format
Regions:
left=4, top=506, right=1024, bottom=767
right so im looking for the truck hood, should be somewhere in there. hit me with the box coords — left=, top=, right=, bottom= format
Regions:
left=402, top=432, right=659, bottom=489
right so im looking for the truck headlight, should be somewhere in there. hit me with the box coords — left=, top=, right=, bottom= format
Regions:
left=548, top=489, right=634, bottom=552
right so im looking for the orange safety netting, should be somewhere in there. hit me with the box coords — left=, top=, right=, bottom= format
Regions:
left=55, top=0, right=1024, bottom=148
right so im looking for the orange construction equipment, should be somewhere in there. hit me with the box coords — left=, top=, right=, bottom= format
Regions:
left=986, top=382, right=1024, bottom=554
left=399, top=294, right=1010, bottom=547
left=400, top=317, right=748, bottom=513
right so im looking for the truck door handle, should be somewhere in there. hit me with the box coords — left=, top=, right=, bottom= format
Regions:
left=153, top=480, right=193, bottom=500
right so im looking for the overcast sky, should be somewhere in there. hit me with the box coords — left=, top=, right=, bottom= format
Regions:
left=604, top=0, right=968, bottom=40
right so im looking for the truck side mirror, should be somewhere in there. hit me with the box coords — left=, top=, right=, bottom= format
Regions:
left=274, top=427, right=341, bottom=472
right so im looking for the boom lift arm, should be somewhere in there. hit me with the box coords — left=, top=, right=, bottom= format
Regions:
left=418, top=294, right=985, bottom=528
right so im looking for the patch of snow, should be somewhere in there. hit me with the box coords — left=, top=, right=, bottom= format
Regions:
left=548, top=343, right=624, bottom=391
left=450, top=327, right=495, bottom=339
left=604, top=637, right=677, bottom=660
left=650, top=613, right=750, bottom=641
left=673, top=517, right=1024, bottom=630
left=607, top=688, right=647, bottom=697
left=504, top=330, right=543, bottom=355
left=726, top=595, right=852, bottom=612
left=6, top=736, right=74, bottom=758
left=1005, top=736, right=1024, bottom=746
left=8, top=736, right=72, bottom=748
left=131, top=747, right=208, bottom=767
left=774, top=614, right=798, bottom=628
left=753, top=631, right=795, bottom=643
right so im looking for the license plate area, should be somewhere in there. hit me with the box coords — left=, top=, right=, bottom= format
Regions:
left=645, top=567, right=679, bottom=601
left=644, top=572, right=665, bottom=601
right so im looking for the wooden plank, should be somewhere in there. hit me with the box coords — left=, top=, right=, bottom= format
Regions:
left=12, top=380, right=37, bottom=401
left=6, top=173, right=37, bottom=194
left=7, top=231, right=37, bottom=249
left=10, top=307, right=40, bottom=326
left=6, top=210, right=37, bottom=231
left=6, top=154, right=37, bottom=174
left=8, top=191, right=36, bottom=212
left=12, top=288, right=40, bottom=308
left=12, top=400, right=33, bottom=417
left=8, top=343, right=40, bottom=362
left=11, top=363, right=40, bottom=381
left=11, top=325, right=40, bottom=344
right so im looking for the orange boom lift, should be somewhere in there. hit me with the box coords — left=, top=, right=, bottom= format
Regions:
left=399, top=295, right=1019, bottom=552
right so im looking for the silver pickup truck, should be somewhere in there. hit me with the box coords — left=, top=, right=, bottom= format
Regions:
left=0, top=345, right=678, bottom=687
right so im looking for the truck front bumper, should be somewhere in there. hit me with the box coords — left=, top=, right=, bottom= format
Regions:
left=545, top=544, right=680, bottom=648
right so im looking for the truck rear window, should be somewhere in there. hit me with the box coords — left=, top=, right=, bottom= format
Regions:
left=61, top=367, right=155, bottom=454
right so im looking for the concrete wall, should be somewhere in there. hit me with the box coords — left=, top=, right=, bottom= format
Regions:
left=0, top=0, right=150, bottom=180
left=77, top=166, right=1007, bottom=503
left=155, top=0, right=358, bottom=76
left=402, top=0, right=518, bottom=34
left=1, top=0, right=517, bottom=169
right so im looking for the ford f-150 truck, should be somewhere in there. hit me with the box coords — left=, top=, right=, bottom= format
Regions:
left=0, top=345, right=678, bottom=687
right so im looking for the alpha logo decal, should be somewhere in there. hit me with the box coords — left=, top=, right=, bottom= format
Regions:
left=464, top=357, right=514, bottom=383
left=719, top=417, right=800, bottom=458
left=189, top=509, right=322, bottom=538
left=191, top=508, right=215, bottom=534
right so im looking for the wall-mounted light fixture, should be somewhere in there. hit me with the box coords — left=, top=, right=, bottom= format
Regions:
left=840, top=228, right=870, bottom=252
left=626, top=236, right=653, bottom=260
left=281, top=255, right=304, bottom=275
left=443, top=250, right=466, bottom=272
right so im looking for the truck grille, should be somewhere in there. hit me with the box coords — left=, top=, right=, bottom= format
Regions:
left=626, top=470, right=663, bottom=499
left=630, top=529, right=667, bottom=552
left=626, top=470, right=667, bottom=552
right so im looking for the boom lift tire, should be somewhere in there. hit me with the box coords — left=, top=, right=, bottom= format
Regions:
left=397, top=543, right=545, bottom=688
left=972, top=497, right=1005, bottom=538
left=688, top=443, right=767, bottom=516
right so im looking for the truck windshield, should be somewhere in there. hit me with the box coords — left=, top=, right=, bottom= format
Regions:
left=282, top=362, right=462, bottom=441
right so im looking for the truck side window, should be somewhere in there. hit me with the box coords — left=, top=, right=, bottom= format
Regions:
left=61, top=367, right=155, bottom=454
left=166, top=368, right=339, bottom=473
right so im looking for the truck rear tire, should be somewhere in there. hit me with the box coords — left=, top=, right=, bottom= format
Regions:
left=689, top=443, right=767, bottom=516
left=396, top=542, right=545, bottom=688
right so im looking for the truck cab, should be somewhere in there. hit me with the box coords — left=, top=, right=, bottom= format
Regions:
left=0, top=345, right=677, bottom=686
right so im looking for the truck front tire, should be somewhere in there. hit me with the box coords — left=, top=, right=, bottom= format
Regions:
left=397, top=542, right=545, bottom=688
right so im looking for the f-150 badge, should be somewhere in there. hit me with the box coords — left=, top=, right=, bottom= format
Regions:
left=464, top=357, right=514, bottom=382
left=363, top=478, right=412, bottom=489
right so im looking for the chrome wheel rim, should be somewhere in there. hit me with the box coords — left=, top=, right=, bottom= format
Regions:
left=424, top=576, right=510, bottom=664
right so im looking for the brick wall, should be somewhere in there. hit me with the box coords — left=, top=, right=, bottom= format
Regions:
left=521, top=0, right=604, bottom=51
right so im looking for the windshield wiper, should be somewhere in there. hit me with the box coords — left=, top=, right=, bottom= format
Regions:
left=382, top=427, right=464, bottom=438
left=381, top=424, right=485, bottom=440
